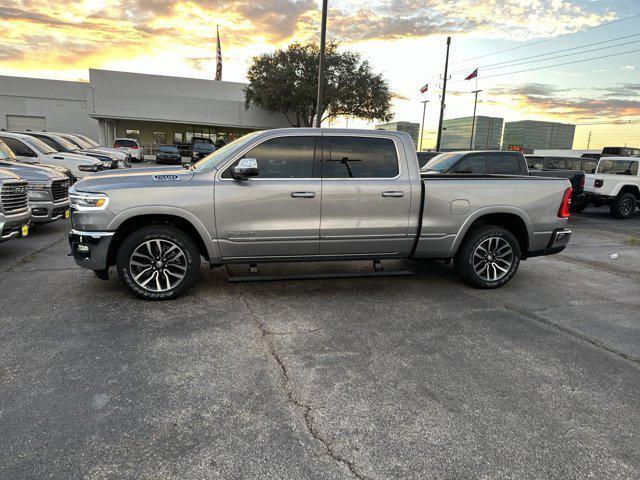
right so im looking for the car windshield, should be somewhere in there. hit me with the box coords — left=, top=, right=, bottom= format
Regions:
left=77, top=135, right=100, bottom=147
left=193, top=132, right=261, bottom=171
left=49, top=134, right=79, bottom=151
left=64, top=135, right=91, bottom=149
left=22, top=136, right=57, bottom=154
left=421, top=153, right=465, bottom=172
left=0, top=141, right=17, bottom=160
left=159, top=146, right=179, bottom=153
left=115, top=139, right=138, bottom=148
left=194, top=142, right=215, bottom=150
left=596, top=160, right=639, bottom=175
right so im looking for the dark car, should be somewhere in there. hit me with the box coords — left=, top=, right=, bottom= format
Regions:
left=155, top=145, right=182, bottom=165
left=422, top=151, right=586, bottom=212
left=191, top=141, right=216, bottom=161
left=416, top=151, right=441, bottom=168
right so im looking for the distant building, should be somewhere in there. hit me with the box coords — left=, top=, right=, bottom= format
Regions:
left=440, top=116, right=503, bottom=151
left=502, top=120, right=576, bottom=154
left=376, top=121, right=420, bottom=147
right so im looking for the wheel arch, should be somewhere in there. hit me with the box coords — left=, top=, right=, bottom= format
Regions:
left=106, top=208, right=217, bottom=267
left=449, top=208, right=532, bottom=258
left=616, top=184, right=640, bottom=200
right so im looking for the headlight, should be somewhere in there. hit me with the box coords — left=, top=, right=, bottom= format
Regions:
left=78, top=164, right=99, bottom=172
left=69, top=190, right=109, bottom=211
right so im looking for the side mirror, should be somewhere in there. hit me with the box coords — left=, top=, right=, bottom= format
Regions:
left=232, top=158, right=258, bottom=180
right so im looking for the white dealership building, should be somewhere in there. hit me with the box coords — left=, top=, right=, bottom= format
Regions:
left=0, top=69, right=290, bottom=152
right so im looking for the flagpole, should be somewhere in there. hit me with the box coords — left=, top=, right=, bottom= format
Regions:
left=419, top=100, right=429, bottom=151
left=435, top=36, right=451, bottom=152
left=470, top=89, right=482, bottom=150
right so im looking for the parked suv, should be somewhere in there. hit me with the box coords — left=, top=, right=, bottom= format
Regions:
left=584, top=157, right=640, bottom=218
left=114, top=138, right=144, bottom=162
left=0, top=168, right=31, bottom=243
left=0, top=132, right=102, bottom=179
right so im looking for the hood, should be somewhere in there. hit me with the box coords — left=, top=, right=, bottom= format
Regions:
left=50, top=152, right=102, bottom=165
left=0, top=160, right=64, bottom=183
left=73, top=166, right=194, bottom=192
left=0, top=168, right=22, bottom=182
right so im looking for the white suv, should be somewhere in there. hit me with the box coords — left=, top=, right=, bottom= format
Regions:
left=0, top=132, right=103, bottom=179
left=113, top=138, right=144, bottom=162
left=584, top=157, right=640, bottom=218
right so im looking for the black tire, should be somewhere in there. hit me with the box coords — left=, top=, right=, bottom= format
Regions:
left=116, top=225, right=200, bottom=300
left=453, top=225, right=521, bottom=289
left=610, top=192, right=637, bottom=219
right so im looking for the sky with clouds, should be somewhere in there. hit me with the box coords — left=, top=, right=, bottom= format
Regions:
left=0, top=0, right=638, bottom=148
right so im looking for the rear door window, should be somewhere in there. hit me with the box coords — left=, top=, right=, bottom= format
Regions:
left=452, top=154, right=486, bottom=174
left=597, top=160, right=639, bottom=175
left=488, top=153, right=522, bottom=174
left=223, top=136, right=317, bottom=179
left=323, top=136, right=399, bottom=178
left=545, top=158, right=568, bottom=169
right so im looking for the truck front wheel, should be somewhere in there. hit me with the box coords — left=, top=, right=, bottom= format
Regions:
left=610, top=192, right=637, bottom=219
left=454, top=225, right=521, bottom=289
left=116, top=225, right=200, bottom=300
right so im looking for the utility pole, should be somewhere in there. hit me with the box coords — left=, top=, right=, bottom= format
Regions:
left=315, top=0, right=329, bottom=128
left=469, top=89, right=482, bottom=150
left=587, top=131, right=592, bottom=149
left=435, top=36, right=451, bottom=151
left=419, top=100, right=429, bottom=151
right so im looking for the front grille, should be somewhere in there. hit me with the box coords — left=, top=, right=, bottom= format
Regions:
left=1, top=182, right=29, bottom=214
left=51, top=179, right=70, bottom=202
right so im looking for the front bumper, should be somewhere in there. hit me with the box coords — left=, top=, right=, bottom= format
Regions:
left=1, top=209, right=31, bottom=243
left=30, top=200, right=70, bottom=223
left=68, top=229, right=114, bottom=270
left=527, top=228, right=572, bottom=258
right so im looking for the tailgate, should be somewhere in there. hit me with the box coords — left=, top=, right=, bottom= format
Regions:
left=583, top=174, right=599, bottom=193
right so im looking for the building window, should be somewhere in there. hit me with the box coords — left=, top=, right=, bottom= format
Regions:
left=153, top=131, right=167, bottom=144
left=174, top=132, right=183, bottom=143
left=126, top=129, right=140, bottom=140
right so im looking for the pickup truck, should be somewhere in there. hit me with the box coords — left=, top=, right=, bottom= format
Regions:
left=423, top=151, right=586, bottom=211
left=584, top=157, right=639, bottom=218
left=68, top=129, right=573, bottom=300
left=0, top=168, right=31, bottom=243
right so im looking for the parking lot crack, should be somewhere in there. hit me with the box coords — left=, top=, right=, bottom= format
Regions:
left=466, top=291, right=640, bottom=368
left=241, top=298, right=371, bottom=480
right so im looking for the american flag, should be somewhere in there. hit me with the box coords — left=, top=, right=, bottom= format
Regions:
left=420, top=83, right=429, bottom=93
left=215, top=25, right=222, bottom=81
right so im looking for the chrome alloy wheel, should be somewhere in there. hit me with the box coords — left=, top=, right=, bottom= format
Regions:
left=620, top=197, right=634, bottom=217
left=473, top=236, right=513, bottom=282
left=129, top=239, right=187, bottom=292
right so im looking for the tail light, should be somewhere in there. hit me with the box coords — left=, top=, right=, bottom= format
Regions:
left=558, top=187, right=572, bottom=218
left=594, top=179, right=604, bottom=188
left=130, top=145, right=139, bottom=149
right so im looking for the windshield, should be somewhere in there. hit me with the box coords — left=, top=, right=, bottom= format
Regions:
left=63, top=135, right=91, bottom=149
left=50, top=135, right=79, bottom=151
left=159, top=146, right=179, bottom=153
left=597, top=159, right=639, bottom=175
left=22, top=136, right=57, bottom=154
left=77, top=134, right=100, bottom=147
left=421, top=153, right=465, bottom=172
left=0, top=141, right=16, bottom=160
left=193, top=132, right=261, bottom=171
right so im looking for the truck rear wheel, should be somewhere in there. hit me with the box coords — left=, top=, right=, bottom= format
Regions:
left=610, top=192, right=637, bottom=219
left=116, top=225, right=200, bottom=300
left=454, top=225, right=521, bottom=289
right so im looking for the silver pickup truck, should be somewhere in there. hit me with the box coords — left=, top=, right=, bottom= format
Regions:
left=1, top=168, right=31, bottom=243
left=68, top=129, right=573, bottom=300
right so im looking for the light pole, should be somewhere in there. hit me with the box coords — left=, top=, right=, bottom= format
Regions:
left=315, top=0, right=329, bottom=128
left=419, top=100, right=429, bottom=151
left=435, top=36, right=451, bottom=151
left=469, top=89, right=482, bottom=150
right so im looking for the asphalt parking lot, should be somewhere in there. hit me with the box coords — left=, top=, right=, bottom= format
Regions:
left=1, top=204, right=639, bottom=479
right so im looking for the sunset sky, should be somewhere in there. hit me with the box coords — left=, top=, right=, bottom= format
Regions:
left=1, top=0, right=639, bottom=149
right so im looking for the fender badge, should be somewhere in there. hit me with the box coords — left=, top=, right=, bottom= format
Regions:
left=152, top=174, right=181, bottom=182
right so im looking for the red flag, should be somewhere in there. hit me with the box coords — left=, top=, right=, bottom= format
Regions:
left=215, top=25, right=222, bottom=81
left=420, top=83, right=429, bottom=93
left=465, top=68, right=478, bottom=81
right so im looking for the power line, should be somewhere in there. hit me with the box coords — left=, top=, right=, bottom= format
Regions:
left=452, top=47, right=640, bottom=81
left=456, top=13, right=640, bottom=64
left=450, top=33, right=640, bottom=74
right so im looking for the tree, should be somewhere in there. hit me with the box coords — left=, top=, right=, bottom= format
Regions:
left=245, top=42, right=393, bottom=127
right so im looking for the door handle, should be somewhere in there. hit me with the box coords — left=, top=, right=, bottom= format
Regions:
left=291, top=191, right=316, bottom=198
left=381, top=191, right=405, bottom=197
